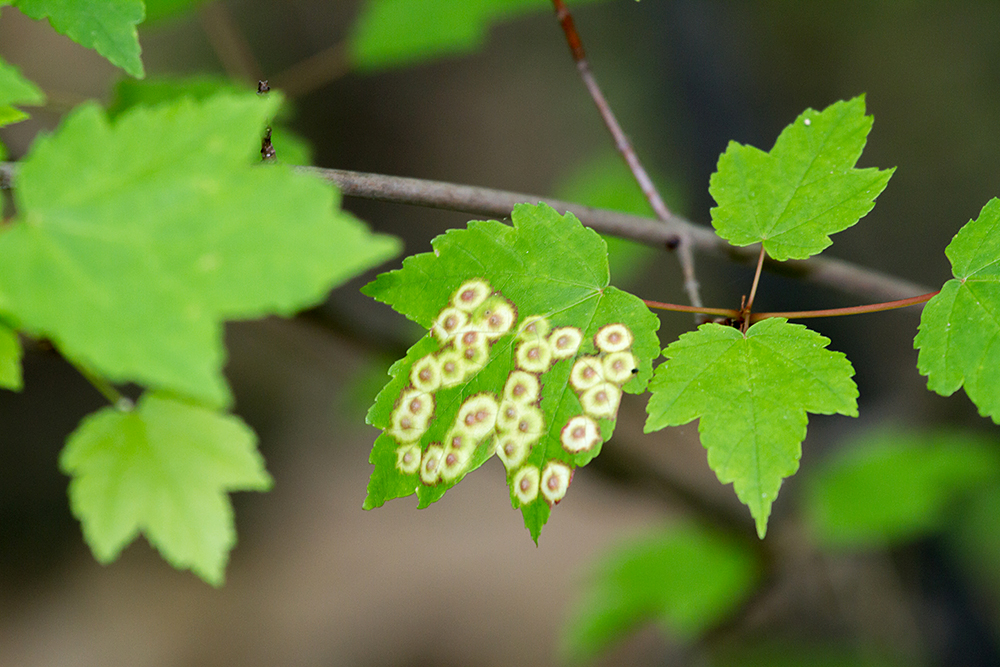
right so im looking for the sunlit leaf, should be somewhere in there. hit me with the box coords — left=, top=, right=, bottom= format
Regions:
left=709, top=96, right=893, bottom=261
left=0, top=92, right=399, bottom=406
left=645, top=318, right=858, bottom=537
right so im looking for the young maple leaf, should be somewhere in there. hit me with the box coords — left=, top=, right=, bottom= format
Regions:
left=362, top=203, right=659, bottom=541
left=645, top=318, right=858, bottom=537
left=0, top=92, right=399, bottom=406
left=60, top=393, right=271, bottom=586
left=916, top=198, right=1000, bottom=421
left=709, top=96, right=894, bottom=261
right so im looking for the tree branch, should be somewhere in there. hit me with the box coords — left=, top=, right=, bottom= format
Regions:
left=0, top=161, right=932, bottom=302
left=299, top=166, right=934, bottom=302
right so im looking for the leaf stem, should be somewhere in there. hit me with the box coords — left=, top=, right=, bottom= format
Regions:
left=742, top=244, right=767, bottom=325
left=549, top=0, right=703, bottom=310
left=750, top=290, right=939, bottom=322
left=68, top=359, right=133, bottom=411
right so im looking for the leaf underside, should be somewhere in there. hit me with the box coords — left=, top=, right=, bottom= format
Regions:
left=362, top=202, right=659, bottom=541
left=709, top=96, right=894, bottom=261
left=645, top=318, right=858, bottom=538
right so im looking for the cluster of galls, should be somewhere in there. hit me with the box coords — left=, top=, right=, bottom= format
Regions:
left=388, top=278, right=635, bottom=510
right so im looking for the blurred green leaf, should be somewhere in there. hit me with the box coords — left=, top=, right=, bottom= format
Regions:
left=803, top=429, right=1000, bottom=548
left=349, top=0, right=605, bottom=71
left=561, top=524, right=759, bottom=661
left=142, top=0, right=208, bottom=24
left=0, top=322, right=23, bottom=390
left=0, top=92, right=397, bottom=406
left=0, top=55, right=45, bottom=130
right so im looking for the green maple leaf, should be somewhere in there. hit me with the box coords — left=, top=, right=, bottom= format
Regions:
left=348, top=0, right=604, bottom=70
left=107, top=75, right=314, bottom=166
left=709, top=96, right=894, bottom=261
left=915, top=198, right=1000, bottom=421
left=362, top=203, right=659, bottom=541
left=60, top=393, right=271, bottom=585
left=7, top=0, right=146, bottom=78
left=0, top=92, right=399, bottom=406
left=644, top=318, right=858, bottom=537
left=0, top=56, right=45, bottom=129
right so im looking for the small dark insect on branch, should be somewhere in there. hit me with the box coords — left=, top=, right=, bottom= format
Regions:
left=261, top=127, right=275, bottom=161
left=257, top=80, right=270, bottom=94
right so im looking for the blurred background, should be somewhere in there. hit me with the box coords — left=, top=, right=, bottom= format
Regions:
left=2, top=1, right=1000, bottom=665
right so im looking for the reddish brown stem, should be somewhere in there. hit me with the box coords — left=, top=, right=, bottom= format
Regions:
left=643, top=290, right=939, bottom=323
left=750, top=291, right=939, bottom=323
left=550, top=0, right=703, bottom=309
left=741, top=245, right=767, bottom=330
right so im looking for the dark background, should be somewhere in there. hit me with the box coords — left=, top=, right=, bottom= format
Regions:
left=1, top=1, right=999, bottom=665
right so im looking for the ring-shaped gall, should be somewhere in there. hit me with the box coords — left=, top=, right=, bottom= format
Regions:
left=594, top=323, right=633, bottom=353
left=512, top=465, right=540, bottom=505
left=540, top=461, right=572, bottom=505
left=560, top=414, right=602, bottom=453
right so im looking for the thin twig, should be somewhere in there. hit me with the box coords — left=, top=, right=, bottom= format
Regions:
left=549, top=0, right=703, bottom=309
left=271, top=41, right=351, bottom=98
left=0, top=161, right=934, bottom=303
left=199, top=1, right=264, bottom=84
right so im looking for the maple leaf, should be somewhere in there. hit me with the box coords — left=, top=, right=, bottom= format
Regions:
left=362, top=202, right=659, bottom=540
left=709, top=96, right=894, bottom=261
left=0, top=92, right=399, bottom=406
left=916, top=197, right=1000, bottom=421
left=0, top=56, right=45, bottom=129
left=645, top=318, right=858, bottom=537
left=60, top=393, right=271, bottom=585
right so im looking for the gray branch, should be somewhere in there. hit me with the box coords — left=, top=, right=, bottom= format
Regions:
left=301, top=166, right=933, bottom=302
left=0, top=160, right=931, bottom=302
